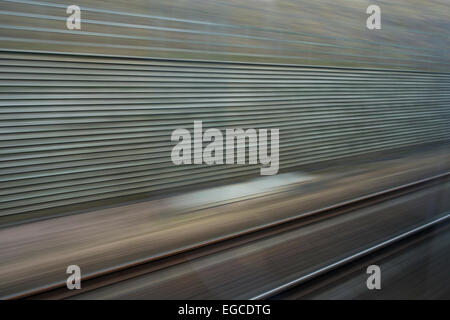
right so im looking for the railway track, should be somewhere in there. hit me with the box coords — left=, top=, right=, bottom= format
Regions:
left=256, top=213, right=450, bottom=299
left=268, top=214, right=450, bottom=300
left=8, top=171, right=449, bottom=300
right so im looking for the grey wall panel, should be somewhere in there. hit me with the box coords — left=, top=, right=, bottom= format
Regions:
left=0, top=0, right=449, bottom=71
left=0, top=51, right=449, bottom=216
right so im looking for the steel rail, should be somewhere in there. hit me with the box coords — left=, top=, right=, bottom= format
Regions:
left=251, top=213, right=450, bottom=300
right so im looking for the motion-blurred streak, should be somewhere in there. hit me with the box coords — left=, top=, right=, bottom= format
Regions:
left=1, top=148, right=449, bottom=299
left=1, top=0, right=449, bottom=69
left=0, top=0, right=449, bottom=300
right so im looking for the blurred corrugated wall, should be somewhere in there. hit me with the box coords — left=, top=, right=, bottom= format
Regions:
left=0, top=0, right=449, bottom=217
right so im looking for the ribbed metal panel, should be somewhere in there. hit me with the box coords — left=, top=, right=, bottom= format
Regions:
left=0, top=51, right=449, bottom=216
